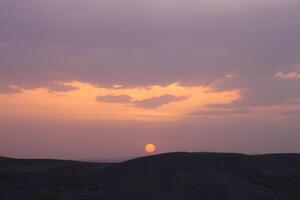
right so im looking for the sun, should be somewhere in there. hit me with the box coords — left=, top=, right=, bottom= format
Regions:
left=145, top=143, right=156, bottom=153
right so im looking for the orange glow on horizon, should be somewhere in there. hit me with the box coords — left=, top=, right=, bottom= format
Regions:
left=0, top=81, right=241, bottom=121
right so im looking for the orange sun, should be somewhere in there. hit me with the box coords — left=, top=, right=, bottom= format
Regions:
left=145, top=144, right=156, bottom=153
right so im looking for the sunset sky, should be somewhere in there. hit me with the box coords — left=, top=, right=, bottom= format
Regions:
left=1, top=0, right=300, bottom=161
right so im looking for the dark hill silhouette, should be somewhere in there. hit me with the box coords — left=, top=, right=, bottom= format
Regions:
left=1, top=153, right=300, bottom=200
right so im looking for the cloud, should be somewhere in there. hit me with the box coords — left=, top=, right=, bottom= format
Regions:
left=96, top=95, right=132, bottom=104
left=0, top=85, right=21, bottom=94
left=46, top=82, right=79, bottom=92
left=276, top=71, right=300, bottom=79
left=209, top=73, right=300, bottom=109
left=1, top=0, right=300, bottom=109
left=0, top=82, right=79, bottom=94
left=132, top=95, right=187, bottom=109
left=189, top=109, right=251, bottom=116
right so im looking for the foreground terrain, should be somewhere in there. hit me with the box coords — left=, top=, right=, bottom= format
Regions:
left=1, top=152, right=300, bottom=200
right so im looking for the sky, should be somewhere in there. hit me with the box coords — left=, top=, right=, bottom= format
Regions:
left=1, top=0, right=300, bottom=161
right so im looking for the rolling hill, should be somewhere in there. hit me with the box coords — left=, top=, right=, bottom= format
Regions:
left=1, top=153, right=300, bottom=200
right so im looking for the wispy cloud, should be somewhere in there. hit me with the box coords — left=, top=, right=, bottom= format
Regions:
left=96, top=95, right=132, bottom=104
left=132, top=95, right=187, bottom=109
left=46, top=82, right=79, bottom=92
left=276, top=71, right=300, bottom=79
left=0, top=85, right=21, bottom=94
left=188, top=109, right=251, bottom=116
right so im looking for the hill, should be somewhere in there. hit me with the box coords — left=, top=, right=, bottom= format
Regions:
left=1, top=153, right=300, bottom=200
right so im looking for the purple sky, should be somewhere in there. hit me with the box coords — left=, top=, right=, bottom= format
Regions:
left=1, top=0, right=300, bottom=161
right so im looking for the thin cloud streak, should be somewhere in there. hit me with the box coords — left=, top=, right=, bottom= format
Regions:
left=132, top=95, right=187, bottom=109
left=188, top=109, right=251, bottom=117
left=96, top=95, right=132, bottom=104
left=276, top=71, right=300, bottom=79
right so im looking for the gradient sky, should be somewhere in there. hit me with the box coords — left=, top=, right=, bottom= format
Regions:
left=1, top=0, right=300, bottom=161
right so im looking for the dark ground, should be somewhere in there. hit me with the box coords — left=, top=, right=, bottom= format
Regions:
left=1, top=152, right=300, bottom=200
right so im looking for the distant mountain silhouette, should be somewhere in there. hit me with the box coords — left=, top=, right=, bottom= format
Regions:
left=1, top=152, right=300, bottom=200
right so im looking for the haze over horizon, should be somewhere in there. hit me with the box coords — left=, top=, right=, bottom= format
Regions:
left=1, top=0, right=300, bottom=160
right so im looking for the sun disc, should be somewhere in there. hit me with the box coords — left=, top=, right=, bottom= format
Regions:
left=145, top=144, right=156, bottom=153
